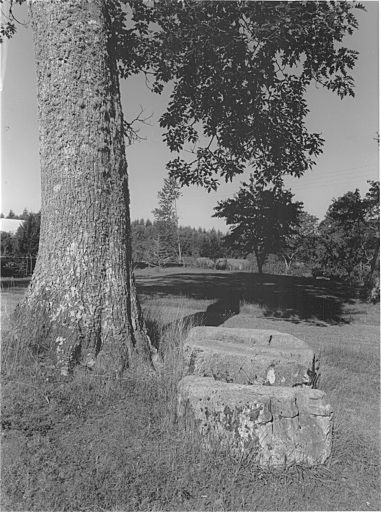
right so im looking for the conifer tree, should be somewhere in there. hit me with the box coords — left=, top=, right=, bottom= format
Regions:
left=152, top=177, right=182, bottom=264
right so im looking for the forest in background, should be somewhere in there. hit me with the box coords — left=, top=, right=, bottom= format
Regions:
left=1, top=180, right=379, bottom=303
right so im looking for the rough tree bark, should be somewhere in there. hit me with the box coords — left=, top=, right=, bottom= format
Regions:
left=12, top=0, right=153, bottom=375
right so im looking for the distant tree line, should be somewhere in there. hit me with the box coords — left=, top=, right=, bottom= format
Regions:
left=0, top=207, right=228, bottom=274
left=1, top=181, right=379, bottom=303
left=1, top=208, right=31, bottom=220
left=131, top=219, right=228, bottom=265
left=133, top=176, right=230, bottom=267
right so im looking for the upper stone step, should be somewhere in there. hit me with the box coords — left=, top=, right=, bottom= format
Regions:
left=183, top=327, right=318, bottom=387
left=187, top=326, right=309, bottom=349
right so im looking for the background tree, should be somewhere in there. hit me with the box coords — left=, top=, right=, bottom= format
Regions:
left=19, top=208, right=30, bottom=221
left=199, top=229, right=225, bottom=262
left=15, top=211, right=41, bottom=259
left=178, top=226, right=200, bottom=259
left=214, top=179, right=303, bottom=274
left=1, top=211, right=41, bottom=259
left=1, top=231, right=16, bottom=257
left=0, top=231, right=18, bottom=278
left=6, top=209, right=17, bottom=219
left=1, top=211, right=41, bottom=276
left=312, top=185, right=379, bottom=283
left=131, top=219, right=156, bottom=264
left=363, top=180, right=380, bottom=277
left=152, top=176, right=182, bottom=264
left=281, top=212, right=319, bottom=274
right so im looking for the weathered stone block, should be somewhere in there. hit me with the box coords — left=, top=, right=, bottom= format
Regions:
left=177, top=376, right=333, bottom=466
left=184, top=327, right=318, bottom=387
left=187, top=327, right=307, bottom=348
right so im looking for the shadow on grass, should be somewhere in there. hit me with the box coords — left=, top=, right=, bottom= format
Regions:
left=0, top=271, right=363, bottom=327
left=136, top=271, right=362, bottom=327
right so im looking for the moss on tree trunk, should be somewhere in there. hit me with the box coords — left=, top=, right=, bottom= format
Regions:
left=12, top=0, right=153, bottom=375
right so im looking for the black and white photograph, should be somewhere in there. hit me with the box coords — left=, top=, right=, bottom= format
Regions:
left=1, top=1, right=379, bottom=510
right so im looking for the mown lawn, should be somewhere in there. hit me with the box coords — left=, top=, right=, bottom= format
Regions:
left=1, top=269, right=380, bottom=511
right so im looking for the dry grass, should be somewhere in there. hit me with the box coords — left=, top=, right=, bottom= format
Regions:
left=1, top=284, right=37, bottom=375
left=1, top=290, right=25, bottom=330
left=1, top=271, right=380, bottom=511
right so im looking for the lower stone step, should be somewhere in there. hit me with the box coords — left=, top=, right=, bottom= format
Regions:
left=177, top=375, right=333, bottom=466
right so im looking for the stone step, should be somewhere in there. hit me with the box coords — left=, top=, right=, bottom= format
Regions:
left=177, top=375, right=333, bottom=466
left=184, top=327, right=318, bottom=387
left=187, top=326, right=309, bottom=349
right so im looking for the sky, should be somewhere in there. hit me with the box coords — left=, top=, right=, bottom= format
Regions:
left=1, top=2, right=379, bottom=233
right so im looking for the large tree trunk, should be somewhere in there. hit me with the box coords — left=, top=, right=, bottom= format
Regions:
left=12, top=0, right=153, bottom=375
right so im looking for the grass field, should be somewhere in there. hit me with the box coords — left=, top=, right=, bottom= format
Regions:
left=1, top=269, right=380, bottom=511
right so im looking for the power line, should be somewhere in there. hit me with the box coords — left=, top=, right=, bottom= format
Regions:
left=291, top=171, right=379, bottom=186
left=299, top=168, right=378, bottom=182
left=288, top=168, right=379, bottom=188
left=302, top=164, right=379, bottom=180
left=290, top=176, right=378, bottom=193
left=288, top=166, right=378, bottom=182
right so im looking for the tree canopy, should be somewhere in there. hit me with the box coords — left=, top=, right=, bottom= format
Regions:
left=118, top=0, right=364, bottom=190
left=2, top=1, right=364, bottom=190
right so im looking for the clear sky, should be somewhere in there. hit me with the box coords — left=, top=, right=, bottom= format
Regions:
left=1, top=1, right=379, bottom=232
